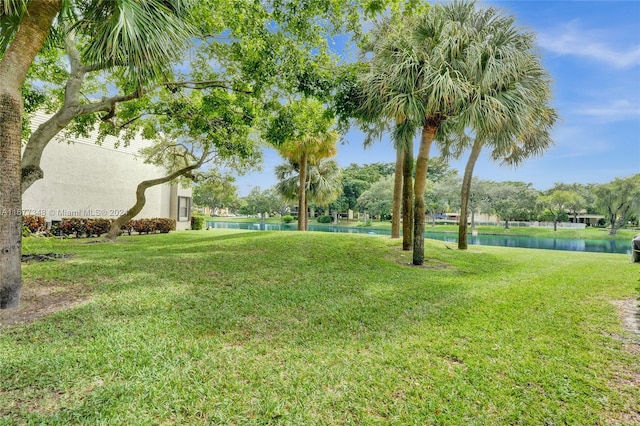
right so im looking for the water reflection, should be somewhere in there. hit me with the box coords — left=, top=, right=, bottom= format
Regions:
left=205, top=221, right=630, bottom=254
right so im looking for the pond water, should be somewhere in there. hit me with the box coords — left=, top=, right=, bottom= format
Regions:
left=205, top=221, right=631, bottom=255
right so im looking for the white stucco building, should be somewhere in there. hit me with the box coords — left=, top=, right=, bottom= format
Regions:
left=22, top=113, right=192, bottom=230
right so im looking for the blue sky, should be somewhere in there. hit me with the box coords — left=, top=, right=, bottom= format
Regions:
left=234, top=0, right=640, bottom=196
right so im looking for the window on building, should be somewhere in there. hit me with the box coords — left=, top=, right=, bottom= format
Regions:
left=178, top=196, right=191, bottom=221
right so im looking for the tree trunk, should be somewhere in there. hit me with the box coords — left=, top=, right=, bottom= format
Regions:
left=458, top=138, right=483, bottom=250
left=105, top=162, right=204, bottom=241
left=298, top=154, right=307, bottom=231
left=391, top=147, right=403, bottom=239
left=22, top=33, right=144, bottom=194
left=402, top=139, right=414, bottom=251
left=413, top=125, right=437, bottom=265
left=304, top=196, right=309, bottom=231
left=0, top=0, right=61, bottom=309
left=0, top=93, right=24, bottom=309
left=22, top=108, right=78, bottom=192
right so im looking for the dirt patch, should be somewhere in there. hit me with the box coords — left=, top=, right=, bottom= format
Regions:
left=605, top=298, right=640, bottom=425
left=0, top=281, right=91, bottom=327
left=21, top=253, right=74, bottom=262
left=611, top=298, right=640, bottom=340
left=387, top=246, right=453, bottom=270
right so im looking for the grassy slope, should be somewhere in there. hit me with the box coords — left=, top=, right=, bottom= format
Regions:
left=1, top=231, right=639, bottom=424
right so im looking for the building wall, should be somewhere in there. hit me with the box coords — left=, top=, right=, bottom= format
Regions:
left=22, top=113, right=192, bottom=230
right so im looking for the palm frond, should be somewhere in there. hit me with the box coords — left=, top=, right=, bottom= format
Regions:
left=74, top=0, right=196, bottom=85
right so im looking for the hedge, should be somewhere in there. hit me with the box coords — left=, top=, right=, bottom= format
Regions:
left=48, top=217, right=177, bottom=237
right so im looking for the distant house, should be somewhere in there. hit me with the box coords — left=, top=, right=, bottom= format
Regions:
left=570, top=214, right=604, bottom=227
left=22, top=112, right=192, bottom=230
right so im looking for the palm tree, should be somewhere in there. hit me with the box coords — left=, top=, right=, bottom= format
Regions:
left=0, top=0, right=194, bottom=309
left=358, top=17, right=421, bottom=251
left=275, top=159, right=343, bottom=227
left=306, top=159, right=344, bottom=209
left=271, top=99, right=338, bottom=231
left=278, top=131, right=337, bottom=231
left=448, top=10, right=558, bottom=249
left=362, top=1, right=555, bottom=265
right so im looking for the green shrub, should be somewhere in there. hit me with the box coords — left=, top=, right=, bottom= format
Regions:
left=282, top=215, right=294, bottom=223
left=191, top=216, right=204, bottom=230
left=22, top=224, right=32, bottom=237
left=85, top=218, right=112, bottom=237
left=56, top=217, right=176, bottom=237
left=316, top=215, right=332, bottom=224
left=132, top=219, right=153, bottom=234
left=60, top=217, right=87, bottom=237
left=151, top=218, right=176, bottom=233
left=22, top=215, right=45, bottom=234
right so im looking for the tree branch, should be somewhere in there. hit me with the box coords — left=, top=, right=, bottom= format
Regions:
left=105, top=149, right=211, bottom=241
left=163, top=80, right=253, bottom=94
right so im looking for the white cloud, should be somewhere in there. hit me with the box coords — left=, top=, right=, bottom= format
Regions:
left=575, top=99, right=640, bottom=122
left=547, top=126, right=610, bottom=159
left=538, top=20, right=640, bottom=69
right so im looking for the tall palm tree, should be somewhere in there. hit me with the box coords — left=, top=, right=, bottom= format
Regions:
left=277, top=100, right=338, bottom=231
left=363, top=1, right=555, bottom=265
left=358, top=16, right=421, bottom=251
left=451, top=12, right=557, bottom=249
left=275, top=159, right=343, bottom=227
left=0, top=0, right=194, bottom=309
left=306, top=159, right=344, bottom=209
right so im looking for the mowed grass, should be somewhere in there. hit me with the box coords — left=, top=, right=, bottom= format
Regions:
left=1, top=230, right=639, bottom=425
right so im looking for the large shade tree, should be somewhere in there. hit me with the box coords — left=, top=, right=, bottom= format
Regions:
left=538, top=190, right=580, bottom=231
left=192, top=171, right=239, bottom=215
left=105, top=89, right=261, bottom=241
left=1, top=0, right=410, bottom=309
left=240, top=187, right=288, bottom=222
left=357, top=174, right=395, bottom=221
left=487, top=181, right=540, bottom=228
left=594, top=174, right=640, bottom=236
left=0, top=0, right=194, bottom=309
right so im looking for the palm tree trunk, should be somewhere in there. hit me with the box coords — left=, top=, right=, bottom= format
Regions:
left=413, top=125, right=436, bottom=265
left=458, top=138, right=483, bottom=250
left=402, top=140, right=414, bottom=250
left=391, top=147, right=403, bottom=239
left=304, top=197, right=309, bottom=231
left=298, top=154, right=307, bottom=231
left=0, top=0, right=61, bottom=309
left=0, top=94, right=24, bottom=309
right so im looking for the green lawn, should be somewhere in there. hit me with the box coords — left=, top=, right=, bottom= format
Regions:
left=1, top=230, right=639, bottom=424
